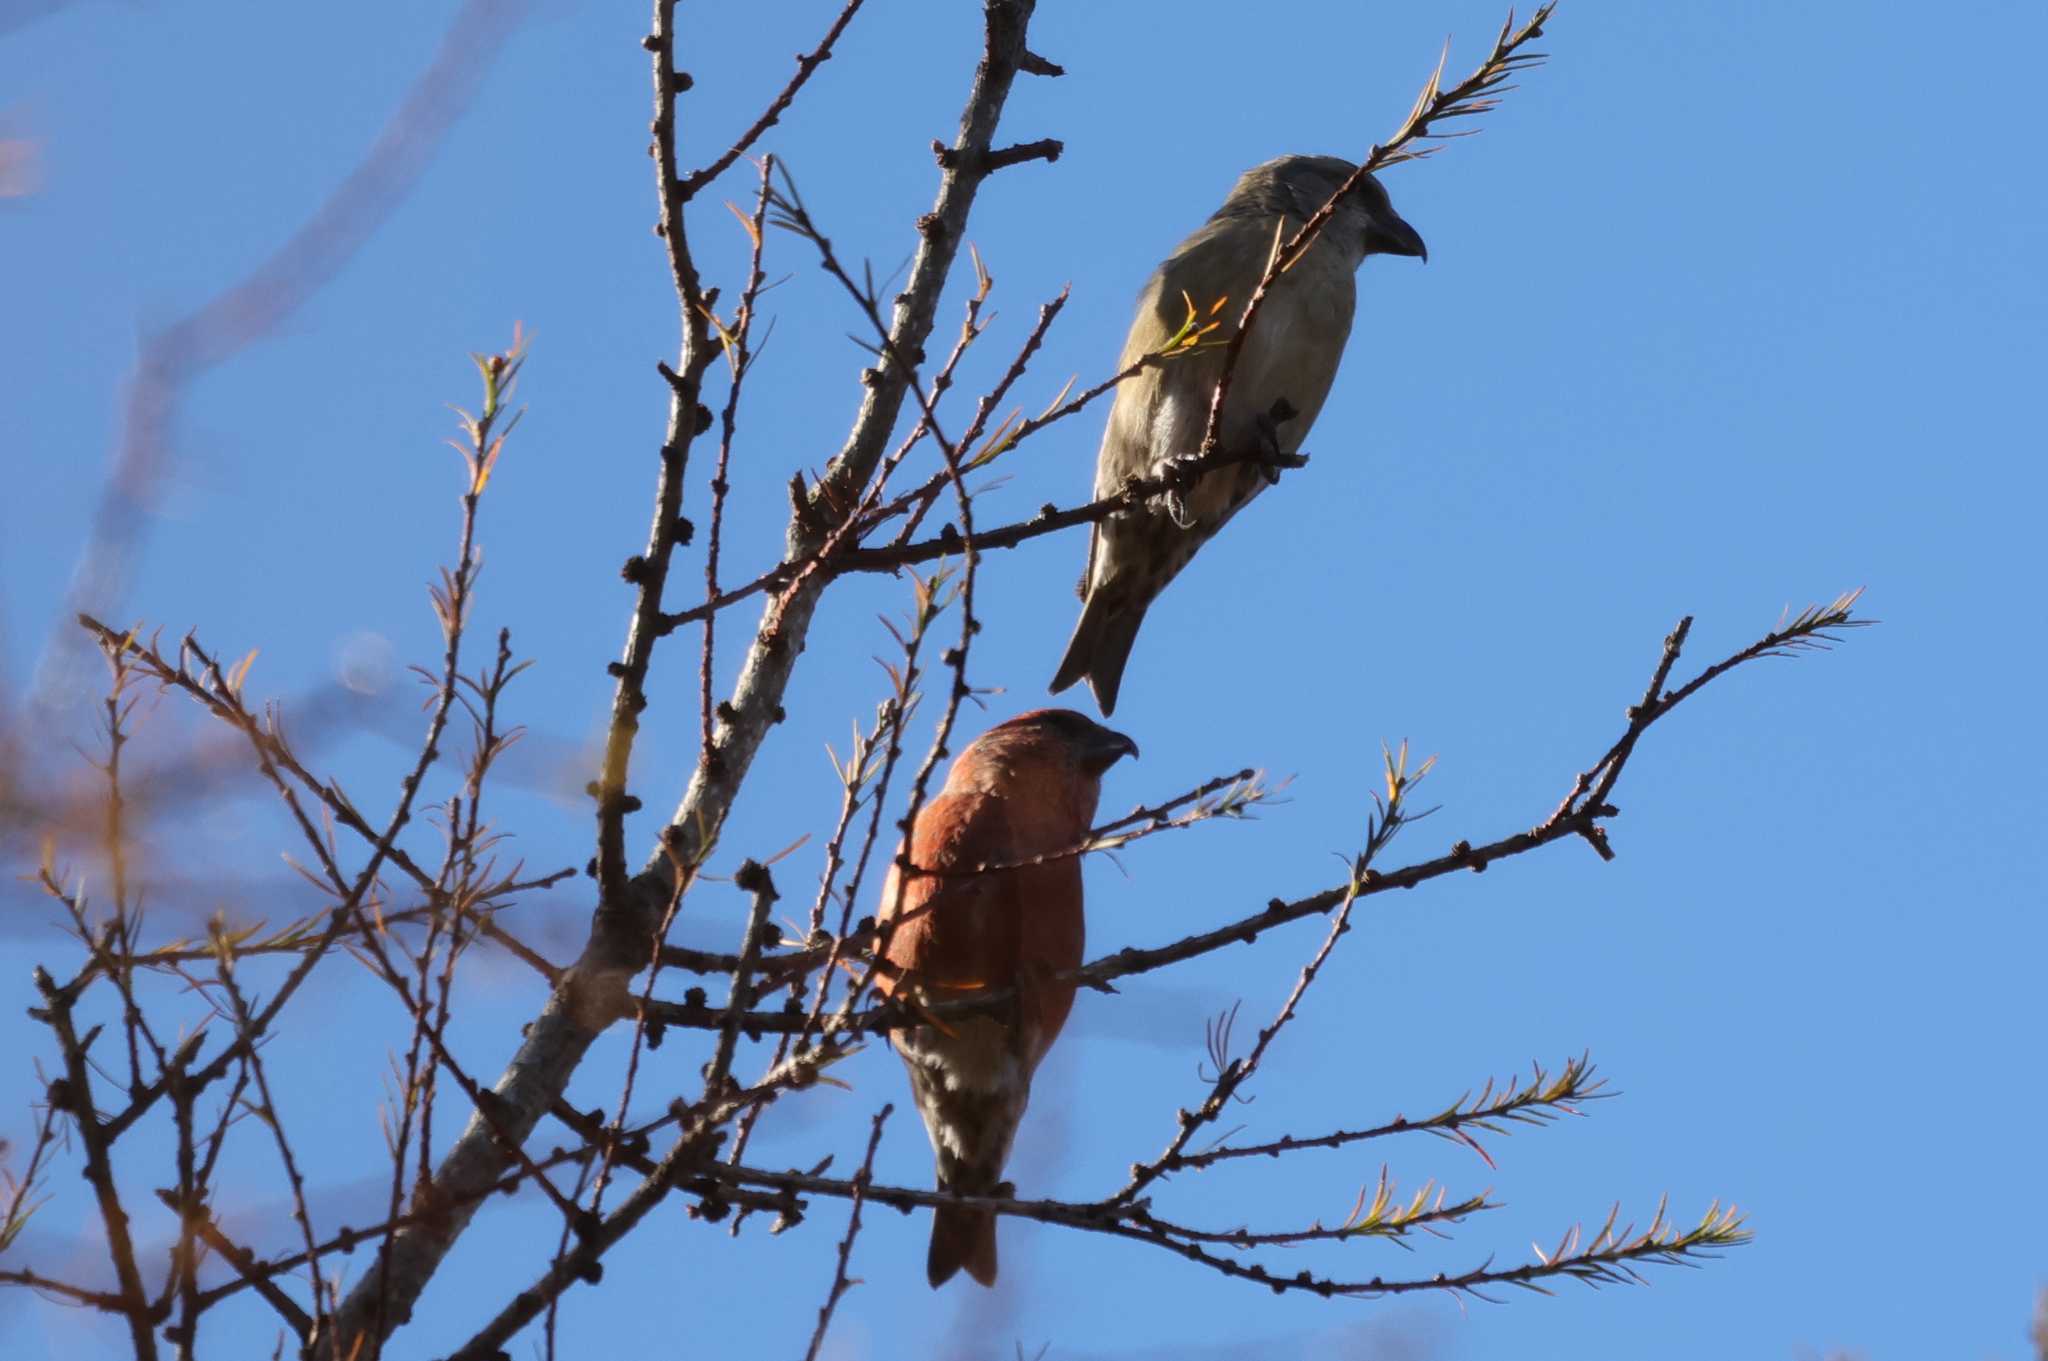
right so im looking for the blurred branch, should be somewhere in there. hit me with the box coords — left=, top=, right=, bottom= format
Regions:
left=0, top=1101, right=58, bottom=1254
left=71, top=617, right=568, bottom=945
left=31, top=0, right=537, bottom=715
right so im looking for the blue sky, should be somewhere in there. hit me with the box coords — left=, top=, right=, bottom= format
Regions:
left=3, top=1, right=2043, bottom=1358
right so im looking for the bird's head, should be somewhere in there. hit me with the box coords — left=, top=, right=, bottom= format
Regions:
left=982, top=708, right=1140, bottom=776
left=1254, top=155, right=1428, bottom=263
left=945, top=710, right=1137, bottom=826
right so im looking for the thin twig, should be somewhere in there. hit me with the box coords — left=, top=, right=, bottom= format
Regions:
left=675, top=0, right=866, bottom=199
left=801, top=1105, right=890, bottom=1361
left=30, top=968, right=159, bottom=1359
left=699, top=157, right=776, bottom=771
left=1171, top=1053, right=1607, bottom=1173
left=1109, top=752, right=1414, bottom=1207
left=642, top=595, right=1868, bottom=1038
left=209, top=939, right=332, bottom=1345
left=1195, top=4, right=1556, bottom=466
left=711, top=1160, right=1748, bottom=1301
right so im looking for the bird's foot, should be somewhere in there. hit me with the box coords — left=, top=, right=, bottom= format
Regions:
left=1251, top=398, right=1308, bottom=486
left=1157, top=452, right=1207, bottom=528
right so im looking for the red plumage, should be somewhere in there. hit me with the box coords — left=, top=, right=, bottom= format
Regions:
left=874, top=709, right=1137, bottom=1287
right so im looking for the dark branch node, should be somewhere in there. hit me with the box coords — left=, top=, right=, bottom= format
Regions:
left=732, top=859, right=777, bottom=898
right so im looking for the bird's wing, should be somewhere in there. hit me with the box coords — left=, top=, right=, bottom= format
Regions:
left=876, top=791, right=1019, bottom=1001
left=877, top=791, right=1086, bottom=1069
left=1223, top=238, right=1358, bottom=447
left=1159, top=212, right=1357, bottom=451
left=1006, top=858, right=1085, bottom=1066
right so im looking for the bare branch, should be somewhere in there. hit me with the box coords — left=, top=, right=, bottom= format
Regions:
left=711, top=1160, right=1748, bottom=1301
left=801, top=1105, right=890, bottom=1361
left=1172, top=1053, right=1607, bottom=1173
left=642, top=595, right=1868, bottom=1040
left=29, top=968, right=158, bottom=1358
left=674, top=1, right=867, bottom=200
left=321, top=7, right=1047, bottom=1353
left=164, top=1197, right=313, bottom=1340
left=1113, top=749, right=1429, bottom=1206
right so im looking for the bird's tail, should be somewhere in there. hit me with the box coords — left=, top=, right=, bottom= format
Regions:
left=928, top=1202, right=998, bottom=1288
left=1049, top=592, right=1147, bottom=717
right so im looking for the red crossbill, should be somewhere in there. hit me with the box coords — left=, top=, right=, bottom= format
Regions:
left=874, top=709, right=1138, bottom=1287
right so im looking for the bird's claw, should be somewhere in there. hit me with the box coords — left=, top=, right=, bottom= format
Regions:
left=1255, top=449, right=1309, bottom=486
left=1252, top=398, right=1306, bottom=485
left=1156, top=453, right=1205, bottom=528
